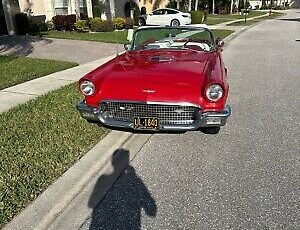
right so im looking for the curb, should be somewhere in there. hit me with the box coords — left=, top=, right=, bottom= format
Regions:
left=3, top=131, right=152, bottom=230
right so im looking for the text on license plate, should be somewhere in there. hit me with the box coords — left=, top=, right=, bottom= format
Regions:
left=133, top=117, right=159, bottom=130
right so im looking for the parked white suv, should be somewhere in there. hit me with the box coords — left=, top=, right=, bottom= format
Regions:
left=139, top=8, right=191, bottom=27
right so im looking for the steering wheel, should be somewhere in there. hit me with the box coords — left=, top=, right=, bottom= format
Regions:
left=183, top=40, right=206, bottom=51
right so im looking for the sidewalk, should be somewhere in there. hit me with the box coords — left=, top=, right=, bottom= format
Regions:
left=0, top=54, right=116, bottom=113
left=0, top=35, right=123, bottom=64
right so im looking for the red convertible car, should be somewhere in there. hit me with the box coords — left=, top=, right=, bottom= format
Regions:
left=76, top=25, right=231, bottom=133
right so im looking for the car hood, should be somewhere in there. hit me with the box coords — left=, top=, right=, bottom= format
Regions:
left=86, top=50, right=214, bottom=106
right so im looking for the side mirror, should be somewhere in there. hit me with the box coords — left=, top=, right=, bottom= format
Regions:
left=127, top=29, right=134, bottom=42
left=124, top=43, right=130, bottom=50
left=217, top=40, right=225, bottom=47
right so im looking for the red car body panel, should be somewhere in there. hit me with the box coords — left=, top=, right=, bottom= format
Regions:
left=80, top=49, right=228, bottom=113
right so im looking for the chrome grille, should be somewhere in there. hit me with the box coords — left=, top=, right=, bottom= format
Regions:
left=103, top=101, right=199, bottom=125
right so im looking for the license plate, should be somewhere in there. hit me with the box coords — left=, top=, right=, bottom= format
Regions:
left=133, top=117, right=159, bottom=130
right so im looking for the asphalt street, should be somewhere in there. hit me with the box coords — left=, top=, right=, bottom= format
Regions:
left=80, top=11, right=300, bottom=230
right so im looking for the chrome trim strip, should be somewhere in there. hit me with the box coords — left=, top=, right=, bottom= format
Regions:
left=101, top=100, right=202, bottom=109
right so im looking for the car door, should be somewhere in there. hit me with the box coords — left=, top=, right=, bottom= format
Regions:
left=165, top=9, right=179, bottom=25
left=147, top=9, right=165, bottom=25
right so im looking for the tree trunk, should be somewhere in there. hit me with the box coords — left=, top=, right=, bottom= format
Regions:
left=195, top=0, right=199, bottom=10
left=236, top=0, right=240, bottom=10
left=230, top=0, right=234, bottom=14
left=188, top=0, right=192, bottom=11
left=177, top=0, right=180, bottom=9
left=212, top=0, right=215, bottom=14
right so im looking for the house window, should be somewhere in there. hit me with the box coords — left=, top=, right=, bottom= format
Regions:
left=80, top=0, right=88, bottom=15
left=54, top=0, right=68, bottom=15
left=54, top=0, right=87, bottom=15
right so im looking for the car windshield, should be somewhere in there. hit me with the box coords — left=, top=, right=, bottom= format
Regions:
left=132, top=27, right=215, bottom=52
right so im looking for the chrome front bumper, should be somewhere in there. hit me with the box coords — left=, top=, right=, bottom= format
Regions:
left=76, top=101, right=231, bottom=131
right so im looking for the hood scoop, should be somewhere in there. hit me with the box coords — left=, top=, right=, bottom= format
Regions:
left=149, top=55, right=173, bottom=63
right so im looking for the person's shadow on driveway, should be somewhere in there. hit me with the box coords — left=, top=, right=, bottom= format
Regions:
left=88, top=149, right=157, bottom=230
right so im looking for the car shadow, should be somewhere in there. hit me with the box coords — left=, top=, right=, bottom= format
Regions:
left=98, top=124, right=187, bottom=134
left=277, top=18, right=300, bottom=22
left=0, top=35, right=52, bottom=57
left=87, top=149, right=157, bottom=230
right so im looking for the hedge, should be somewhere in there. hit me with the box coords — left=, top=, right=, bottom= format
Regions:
left=52, top=15, right=76, bottom=31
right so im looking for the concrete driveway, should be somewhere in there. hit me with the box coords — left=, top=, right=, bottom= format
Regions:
left=0, top=35, right=124, bottom=64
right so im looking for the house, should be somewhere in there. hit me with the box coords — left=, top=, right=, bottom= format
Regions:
left=249, top=0, right=300, bottom=9
left=0, top=0, right=171, bottom=35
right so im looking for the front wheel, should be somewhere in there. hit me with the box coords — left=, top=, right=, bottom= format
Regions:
left=199, top=127, right=220, bottom=135
left=170, top=19, right=180, bottom=27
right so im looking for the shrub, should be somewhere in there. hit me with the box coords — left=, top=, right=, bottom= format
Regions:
left=113, top=17, right=125, bottom=30
left=52, top=15, right=76, bottom=31
left=15, top=13, right=30, bottom=35
left=96, top=20, right=115, bottom=32
left=80, top=13, right=88, bottom=20
left=124, top=17, right=134, bottom=29
left=141, top=6, right=147, bottom=15
left=133, top=5, right=141, bottom=25
left=29, top=22, right=48, bottom=35
left=202, top=10, right=208, bottom=22
left=75, top=20, right=89, bottom=32
left=90, top=17, right=102, bottom=32
left=191, top=11, right=203, bottom=24
left=46, top=20, right=54, bottom=30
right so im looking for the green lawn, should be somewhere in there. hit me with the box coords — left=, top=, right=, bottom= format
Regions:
left=212, top=29, right=234, bottom=39
left=226, top=19, right=261, bottom=26
left=256, top=12, right=285, bottom=20
left=0, top=56, right=77, bottom=90
left=0, top=83, right=108, bottom=228
left=205, top=18, right=232, bottom=25
left=206, top=10, right=266, bottom=25
left=42, top=30, right=129, bottom=44
left=226, top=12, right=285, bottom=26
left=42, top=29, right=233, bottom=44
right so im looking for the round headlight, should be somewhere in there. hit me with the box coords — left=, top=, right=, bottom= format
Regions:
left=206, top=84, right=223, bottom=102
left=80, top=81, right=95, bottom=96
